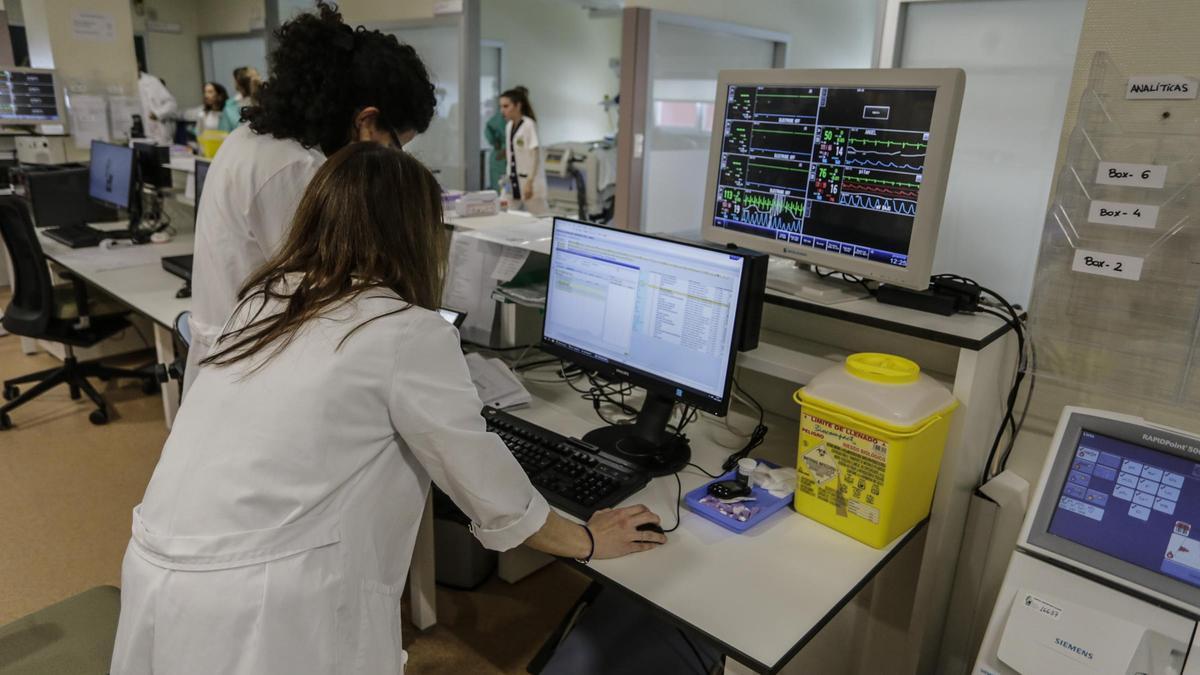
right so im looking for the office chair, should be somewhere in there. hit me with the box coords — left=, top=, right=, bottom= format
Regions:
left=0, top=196, right=158, bottom=430
left=155, top=310, right=191, bottom=385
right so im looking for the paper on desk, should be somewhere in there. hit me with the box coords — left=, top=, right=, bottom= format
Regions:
left=443, top=231, right=501, bottom=344
left=68, top=94, right=110, bottom=149
left=490, top=246, right=530, bottom=282
left=465, top=352, right=531, bottom=410
left=462, top=218, right=553, bottom=254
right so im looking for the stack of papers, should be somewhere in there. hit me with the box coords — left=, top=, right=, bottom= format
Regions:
left=465, top=352, right=531, bottom=410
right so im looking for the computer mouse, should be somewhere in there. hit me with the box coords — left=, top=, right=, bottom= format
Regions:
left=636, top=522, right=664, bottom=535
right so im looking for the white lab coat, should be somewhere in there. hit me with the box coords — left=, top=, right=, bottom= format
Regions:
left=111, top=287, right=550, bottom=674
left=183, top=125, right=325, bottom=395
left=185, top=106, right=224, bottom=135
left=137, top=72, right=177, bottom=146
left=505, top=117, right=548, bottom=211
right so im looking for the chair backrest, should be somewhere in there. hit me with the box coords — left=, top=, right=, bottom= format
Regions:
left=0, top=195, right=55, bottom=337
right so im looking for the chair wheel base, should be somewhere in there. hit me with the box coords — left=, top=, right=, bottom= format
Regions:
left=141, top=379, right=160, bottom=396
left=89, top=408, right=109, bottom=426
left=3, top=384, right=17, bottom=401
left=0, top=412, right=11, bottom=430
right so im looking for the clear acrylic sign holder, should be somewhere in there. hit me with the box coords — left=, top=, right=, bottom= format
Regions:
left=1028, top=52, right=1200, bottom=410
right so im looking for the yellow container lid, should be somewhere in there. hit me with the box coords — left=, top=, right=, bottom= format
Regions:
left=845, top=353, right=920, bottom=384
left=798, top=352, right=958, bottom=432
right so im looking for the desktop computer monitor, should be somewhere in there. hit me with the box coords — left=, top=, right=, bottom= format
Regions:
left=541, top=217, right=761, bottom=474
left=133, top=142, right=172, bottom=189
left=0, top=67, right=64, bottom=125
left=194, top=158, right=211, bottom=220
left=88, top=140, right=134, bottom=210
left=700, top=68, right=965, bottom=294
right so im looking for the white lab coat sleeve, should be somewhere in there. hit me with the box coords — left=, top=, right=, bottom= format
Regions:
left=143, top=76, right=177, bottom=120
left=389, top=315, right=550, bottom=552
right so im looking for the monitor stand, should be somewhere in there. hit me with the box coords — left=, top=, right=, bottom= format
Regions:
left=582, top=392, right=690, bottom=477
left=766, top=259, right=870, bottom=305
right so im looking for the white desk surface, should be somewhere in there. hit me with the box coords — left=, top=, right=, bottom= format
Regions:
left=37, top=223, right=193, bottom=328
left=509, top=372, right=917, bottom=672
left=163, top=157, right=197, bottom=173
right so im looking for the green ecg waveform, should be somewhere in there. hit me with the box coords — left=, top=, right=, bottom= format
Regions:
left=851, top=137, right=928, bottom=150
left=723, top=190, right=805, bottom=217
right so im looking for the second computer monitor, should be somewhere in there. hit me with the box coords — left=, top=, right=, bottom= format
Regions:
left=542, top=218, right=758, bottom=474
left=701, top=68, right=965, bottom=291
left=88, top=140, right=133, bottom=210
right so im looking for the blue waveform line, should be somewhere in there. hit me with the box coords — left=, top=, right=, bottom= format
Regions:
left=844, top=157, right=923, bottom=171
left=727, top=208, right=802, bottom=233
left=840, top=192, right=916, bottom=216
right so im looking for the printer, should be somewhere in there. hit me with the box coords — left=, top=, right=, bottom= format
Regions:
left=976, top=406, right=1200, bottom=675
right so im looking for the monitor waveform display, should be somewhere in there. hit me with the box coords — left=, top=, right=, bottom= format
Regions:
left=839, top=192, right=917, bottom=215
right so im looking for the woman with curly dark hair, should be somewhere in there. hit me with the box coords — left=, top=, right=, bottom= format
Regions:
left=184, top=2, right=437, bottom=394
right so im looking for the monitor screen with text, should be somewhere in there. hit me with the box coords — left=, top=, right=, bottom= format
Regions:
left=542, top=219, right=744, bottom=404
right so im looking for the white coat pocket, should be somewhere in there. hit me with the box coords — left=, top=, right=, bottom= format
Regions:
left=356, top=579, right=406, bottom=674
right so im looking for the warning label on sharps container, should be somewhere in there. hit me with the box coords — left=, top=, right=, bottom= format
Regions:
left=797, top=412, right=887, bottom=524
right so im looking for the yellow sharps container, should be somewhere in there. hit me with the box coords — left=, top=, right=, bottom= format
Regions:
left=793, top=353, right=958, bottom=548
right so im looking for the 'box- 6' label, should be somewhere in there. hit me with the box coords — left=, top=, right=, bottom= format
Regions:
left=1096, top=162, right=1168, bottom=189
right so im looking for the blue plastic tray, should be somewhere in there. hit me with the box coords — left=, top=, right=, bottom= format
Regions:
left=683, top=460, right=793, bottom=533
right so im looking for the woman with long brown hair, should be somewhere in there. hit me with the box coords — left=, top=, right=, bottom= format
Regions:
left=111, top=143, right=664, bottom=674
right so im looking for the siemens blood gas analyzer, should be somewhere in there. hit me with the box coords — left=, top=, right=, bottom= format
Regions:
left=976, top=407, right=1200, bottom=675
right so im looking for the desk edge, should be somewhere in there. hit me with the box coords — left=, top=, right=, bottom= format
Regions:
left=564, top=517, right=928, bottom=674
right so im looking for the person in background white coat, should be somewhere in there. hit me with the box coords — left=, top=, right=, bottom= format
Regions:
left=182, top=81, right=235, bottom=136
left=110, top=143, right=666, bottom=674
left=500, top=86, right=549, bottom=214
left=183, top=3, right=437, bottom=395
left=137, top=70, right=177, bottom=146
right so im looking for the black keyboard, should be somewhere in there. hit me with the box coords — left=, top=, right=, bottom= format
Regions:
left=42, top=223, right=111, bottom=248
left=483, top=406, right=650, bottom=521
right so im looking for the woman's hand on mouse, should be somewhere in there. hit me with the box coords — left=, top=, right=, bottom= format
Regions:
left=587, top=505, right=666, bottom=559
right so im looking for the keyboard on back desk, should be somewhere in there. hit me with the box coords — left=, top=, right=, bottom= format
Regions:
left=483, top=406, right=649, bottom=521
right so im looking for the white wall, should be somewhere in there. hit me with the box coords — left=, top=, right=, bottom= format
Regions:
left=481, top=0, right=621, bottom=145
left=196, top=0, right=264, bottom=36
left=1007, top=0, right=1200, bottom=491
left=946, top=0, right=1200, bottom=667
left=627, top=0, right=880, bottom=69
left=135, top=0, right=204, bottom=110
left=632, top=0, right=880, bottom=236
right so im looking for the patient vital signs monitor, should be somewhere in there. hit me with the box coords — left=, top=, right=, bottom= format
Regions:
left=0, top=68, right=63, bottom=125
left=701, top=69, right=964, bottom=293
left=541, top=217, right=759, bottom=474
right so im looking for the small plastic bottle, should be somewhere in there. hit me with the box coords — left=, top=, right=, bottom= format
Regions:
left=499, top=180, right=511, bottom=212
left=735, top=458, right=758, bottom=490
